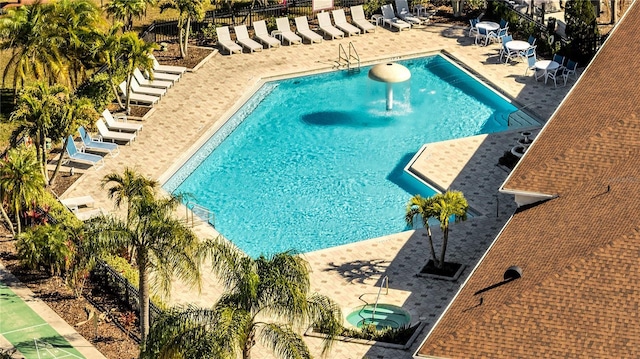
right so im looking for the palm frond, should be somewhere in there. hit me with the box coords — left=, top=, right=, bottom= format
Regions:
left=259, top=323, right=312, bottom=359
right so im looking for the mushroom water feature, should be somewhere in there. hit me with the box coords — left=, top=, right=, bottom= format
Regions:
left=368, top=62, right=412, bottom=110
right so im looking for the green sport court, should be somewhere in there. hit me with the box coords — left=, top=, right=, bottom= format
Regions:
left=0, top=282, right=85, bottom=359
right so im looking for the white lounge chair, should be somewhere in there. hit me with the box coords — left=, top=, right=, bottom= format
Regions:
left=235, top=25, right=263, bottom=53
left=394, top=0, right=423, bottom=25
left=294, top=16, right=323, bottom=44
left=118, top=82, right=160, bottom=106
left=332, top=9, right=361, bottom=36
left=351, top=5, right=376, bottom=33
left=102, top=109, right=143, bottom=134
left=61, top=195, right=95, bottom=209
left=78, top=126, right=119, bottom=157
left=253, top=20, right=281, bottom=48
left=381, top=4, right=411, bottom=31
left=216, top=26, right=243, bottom=55
left=96, top=119, right=136, bottom=144
left=150, top=54, right=187, bottom=75
left=146, top=68, right=181, bottom=83
left=134, top=68, right=172, bottom=89
left=317, top=12, right=344, bottom=39
left=275, top=17, right=303, bottom=45
left=64, top=135, right=105, bottom=169
left=129, top=77, right=166, bottom=97
left=73, top=207, right=106, bottom=221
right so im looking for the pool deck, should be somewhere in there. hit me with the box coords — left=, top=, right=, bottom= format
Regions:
left=60, top=23, right=575, bottom=358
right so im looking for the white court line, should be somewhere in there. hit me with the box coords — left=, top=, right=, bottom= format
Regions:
left=34, top=338, right=83, bottom=359
left=1, top=323, right=48, bottom=336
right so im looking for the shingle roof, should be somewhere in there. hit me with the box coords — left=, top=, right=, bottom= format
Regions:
left=416, top=2, right=640, bottom=358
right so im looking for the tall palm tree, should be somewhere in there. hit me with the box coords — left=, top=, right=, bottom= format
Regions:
left=101, top=167, right=158, bottom=223
left=119, top=32, right=158, bottom=114
left=159, top=0, right=205, bottom=58
left=48, top=96, right=98, bottom=186
left=405, top=191, right=468, bottom=269
left=86, top=191, right=206, bottom=343
left=93, top=23, right=126, bottom=108
left=141, top=237, right=343, bottom=359
left=49, top=0, right=104, bottom=88
left=104, top=0, right=147, bottom=32
left=9, top=82, right=68, bottom=183
left=0, top=2, right=66, bottom=89
left=0, top=146, right=45, bottom=234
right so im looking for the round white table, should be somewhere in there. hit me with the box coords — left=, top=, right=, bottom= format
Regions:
left=534, top=60, right=560, bottom=84
left=505, top=40, right=530, bottom=52
left=476, top=21, right=499, bottom=32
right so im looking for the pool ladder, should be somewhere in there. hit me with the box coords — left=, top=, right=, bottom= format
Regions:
left=185, top=202, right=215, bottom=228
left=338, top=42, right=360, bottom=72
left=357, top=275, right=389, bottom=327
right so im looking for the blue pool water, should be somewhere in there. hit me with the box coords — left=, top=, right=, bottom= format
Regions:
left=165, top=55, right=517, bottom=257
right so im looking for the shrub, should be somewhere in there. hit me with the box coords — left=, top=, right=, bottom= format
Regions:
left=75, top=73, right=116, bottom=111
left=16, top=224, right=74, bottom=276
left=103, top=255, right=167, bottom=309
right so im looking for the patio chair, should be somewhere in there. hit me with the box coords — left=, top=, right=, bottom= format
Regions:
left=350, top=5, right=376, bottom=33
left=235, top=25, right=263, bottom=53
left=469, top=18, right=479, bottom=37
left=475, top=26, right=490, bottom=46
left=527, top=35, right=536, bottom=46
left=381, top=4, right=411, bottom=31
left=253, top=20, right=281, bottom=48
left=102, top=109, right=143, bottom=134
left=552, top=53, right=566, bottom=71
left=294, top=16, right=323, bottom=44
left=332, top=9, right=361, bottom=36
left=524, top=47, right=542, bottom=78
left=317, top=11, right=344, bottom=39
left=64, top=135, right=105, bottom=169
left=498, top=35, right=514, bottom=62
left=78, top=126, right=119, bottom=157
left=133, top=68, right=172, bottom=89
left=562, top=60, right=578, bottom=85
left=118, top=82, right=160, bottom=106
left=394, top=0, right=423, bottom=25
left=275, top=17, right=303, bottom=45
left=546, top=66, right=562, bottom=87
left=73, top=207, right=106, bottom=221
left=488, top=26, right=508, bottom=45
left=216, top=26, right=243, bottom=55
left=499, top=19, right=508, bottom=29
left=150, top=54, right=187, bottom=75
left=96, top=119, right=136, bottom=144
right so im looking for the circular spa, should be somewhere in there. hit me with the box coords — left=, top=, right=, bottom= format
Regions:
left=346, top=304, right=412, bottom=330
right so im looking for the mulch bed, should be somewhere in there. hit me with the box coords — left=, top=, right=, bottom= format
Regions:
left=0, top=228, right=140, bottom=359
left=152, top=42, right=214, bottom=69
left=420, top=260, right=463, bottom=277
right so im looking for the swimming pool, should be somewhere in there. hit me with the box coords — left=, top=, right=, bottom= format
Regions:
left=164, top=54, right=517, bottom=257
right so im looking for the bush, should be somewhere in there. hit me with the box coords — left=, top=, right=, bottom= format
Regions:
left=103, top=255, right=167, bottom=309
left=16, top=224, right=74, bottom=276
left=75, top=73, right=116, bottom=111
left=316, top=323, right=419, bottom=345
left=363, top=0, right=386, bottom=17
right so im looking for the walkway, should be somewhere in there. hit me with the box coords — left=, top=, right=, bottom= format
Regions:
left=0, top=265, right=106, bottom=359
left=61, top=23, right=575, bottom=358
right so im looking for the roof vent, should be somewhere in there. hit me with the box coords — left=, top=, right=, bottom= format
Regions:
left=504, top=266, right=522, bottom=281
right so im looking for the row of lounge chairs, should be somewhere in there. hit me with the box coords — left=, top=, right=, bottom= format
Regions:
left=118, top=55, right=187, bottom=105
left=216, top=5, right=377, bottom=54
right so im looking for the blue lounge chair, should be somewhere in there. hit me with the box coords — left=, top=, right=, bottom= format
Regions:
left=64, top=135, right=105, bottom=169
left=78, top=127, right=119, bottom=157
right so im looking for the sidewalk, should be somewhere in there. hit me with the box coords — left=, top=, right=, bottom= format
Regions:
left=0, top=264, right=106, bottom=359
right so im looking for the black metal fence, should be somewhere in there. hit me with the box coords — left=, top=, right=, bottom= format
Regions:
left=91, top=259, right=162, bottom=332
left=141, top=0, right=365, bottom=43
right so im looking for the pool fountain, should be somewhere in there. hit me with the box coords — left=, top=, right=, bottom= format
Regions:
left=368, top=62, right=411, bottom=110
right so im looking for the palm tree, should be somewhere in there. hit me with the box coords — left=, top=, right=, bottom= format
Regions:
left=0, top=2, right=67, bottom=89
left=104, top=0, right=147, bottom=32
left=93, top=23, right=126, bottom=108
left=48, top=96, right=98, bottom=186
left=0, top=146, right=45, bottom=234
left=159, top=0, right=205, bottom=58
left=405, top=191, right=468, bottom=269
left=86, top=190, right=206, bottom=343
left=430, top=190, right=468, bottom=267
left=9, top=82, right=69, bottom=183
left=141, top=237, right=343, bottom=359
left=119, top=32, right=158, bottom=114
left=101, top=167, right=158, bottom=223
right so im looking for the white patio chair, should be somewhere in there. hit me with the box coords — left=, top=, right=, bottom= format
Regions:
left=317, top=11, right=344, bottom=39
left=253, top=20, right=281, bottom=48
left=350, top=5, right=376, bottom=33
left=216, top=26, right=243, bottom=55
left=294, top=16, right=323, bottom=44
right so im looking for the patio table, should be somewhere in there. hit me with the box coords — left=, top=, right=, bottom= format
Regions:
left=534, top=60, right=560, bottom=84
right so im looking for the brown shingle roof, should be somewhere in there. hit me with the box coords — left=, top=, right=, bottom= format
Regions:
left=417, top=1, right=640, bottom=358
